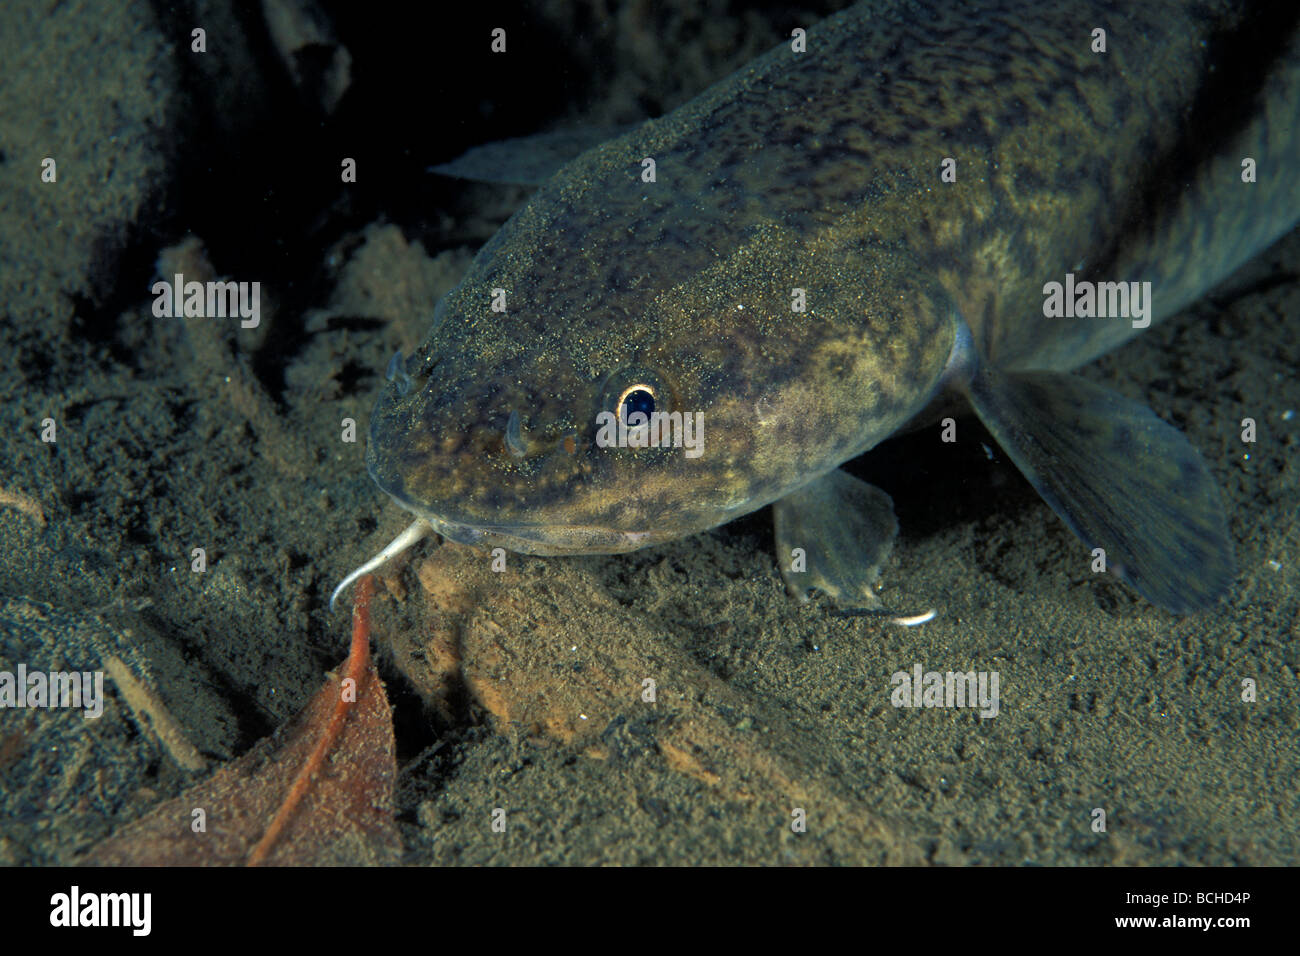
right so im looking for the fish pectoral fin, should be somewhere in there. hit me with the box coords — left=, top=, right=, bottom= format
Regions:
left=772, top=468, right=898, bottom=607
left=965, top=365, right=1235, bottom=614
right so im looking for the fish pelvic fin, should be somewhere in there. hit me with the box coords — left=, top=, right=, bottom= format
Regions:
left=773, top=468, right=898, bottom=607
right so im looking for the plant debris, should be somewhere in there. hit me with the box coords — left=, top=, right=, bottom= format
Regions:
left=85, top=577, right=400, bottom=866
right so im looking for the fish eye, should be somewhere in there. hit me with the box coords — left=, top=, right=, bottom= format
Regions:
left=599, top=366, right=676, bottom=435
left=616, top=384, right=657, bottom=422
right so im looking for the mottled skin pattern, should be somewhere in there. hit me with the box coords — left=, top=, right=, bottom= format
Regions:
left=366, top=0, right=1300, bottom=555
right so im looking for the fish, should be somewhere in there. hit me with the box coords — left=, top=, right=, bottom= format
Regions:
left=331, top=0, right=1300, bottom=616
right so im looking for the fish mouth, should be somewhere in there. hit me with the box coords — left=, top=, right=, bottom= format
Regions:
left=410, top=506, right=667, bottom=556
left=329, top=498, right=665, bottom=612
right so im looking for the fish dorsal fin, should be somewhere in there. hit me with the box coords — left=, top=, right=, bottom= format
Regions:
left=429, top=124, right=638, bottom=187
left=963, top=359, right=1235, bottom=613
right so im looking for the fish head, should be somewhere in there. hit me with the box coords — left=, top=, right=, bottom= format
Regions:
left=365, top=175, right=958, bottom=556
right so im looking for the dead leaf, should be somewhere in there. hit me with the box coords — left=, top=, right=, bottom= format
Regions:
left=85, top=576, right=401, bottom=865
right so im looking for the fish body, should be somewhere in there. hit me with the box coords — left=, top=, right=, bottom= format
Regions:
left=337, top=0, right=1300, bottom=613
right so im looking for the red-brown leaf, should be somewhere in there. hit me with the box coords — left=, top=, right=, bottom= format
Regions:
left=86, top=577, right=400, bottom=865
